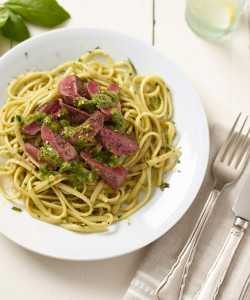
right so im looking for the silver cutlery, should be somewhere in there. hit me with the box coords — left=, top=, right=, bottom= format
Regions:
left=195, top=173, right=250, bottom=300
left=155, top=113, right=249, bottom=300
left=239, top=274, right=250, bottom=300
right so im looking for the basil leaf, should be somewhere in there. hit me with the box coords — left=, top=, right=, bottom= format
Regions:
left=4, top=0, right=70, bottom=28
left=0, top=7, right=10, bottom=27
left=1, top=10, right=30, bottom=42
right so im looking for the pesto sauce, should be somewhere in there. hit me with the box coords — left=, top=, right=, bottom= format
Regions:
left=103, top=91, right=119, bottom=104
left=74, top=92, right=119, bottom=112
left=60, top=121, right=93, bottom=139
left=73, top=97, right=92, bottom=111
left=23, top=112, right=60, bottom=133
left=39, top=163, right=54, bottom=180
left=62, top=125, right=79, bottom=138
left=110, top=108, right=126, bottom=133
left=59, top=160, right=99, bottom=186
left=57, top=107, right=68, bottom=119
left=43, top=116, right=60, bottom=133
left=59, top=119, right=70, bottom=127
left=92, top=150, right=119, bottom=167
left=74, top=140, right=86, bottom=152
left=39, top=144, right=63, bottom=167
left=93, top=94, right=116, bottom=109
left=23, top=112, right=47, bottom=126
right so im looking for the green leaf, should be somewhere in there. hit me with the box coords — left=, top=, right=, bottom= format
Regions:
left=0, top=7, right=10, bottom=27
left=4, top=0, right=70, bottom=28
left=1, top=10, right=30, bottom=42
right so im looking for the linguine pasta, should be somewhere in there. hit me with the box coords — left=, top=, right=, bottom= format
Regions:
left=0, top=49, right=180, bottom=232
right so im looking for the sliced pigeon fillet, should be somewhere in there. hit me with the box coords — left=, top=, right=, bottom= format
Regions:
left=80, top=151, right=128, bottom=190
left=25, top=142, right=57, bottom=170
left=58, top=75, right=85, bottom=105
left=41, top=124, right=79, bottom=162
left=96, top=127, right=139, bottom=156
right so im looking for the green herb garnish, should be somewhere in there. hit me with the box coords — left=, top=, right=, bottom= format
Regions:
left=160, top=182, right=170, bottom=191
left=16, top=115, right=21, bottom=122
left=12, top=206, right=22, bottom=212
left=0, top=0, right=70, bottom=42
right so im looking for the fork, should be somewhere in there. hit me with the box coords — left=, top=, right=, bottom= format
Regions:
left=155, top=113, right=249, bottom=300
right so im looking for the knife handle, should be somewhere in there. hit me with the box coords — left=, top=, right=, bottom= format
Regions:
left=155, top=189, right=220, bottom=300
left=195, top=217, right=248, bottom=300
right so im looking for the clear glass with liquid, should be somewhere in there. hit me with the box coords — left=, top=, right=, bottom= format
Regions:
left=186, top=0, right=246, bottom=40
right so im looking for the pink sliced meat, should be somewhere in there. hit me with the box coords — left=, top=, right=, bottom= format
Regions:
left=80, top=152, right=128, bottom=190
left=69, top=111, right=104, bottom=144
left=83, top=111, right=104, bottom=136
left=58, top=75, right=85, bottom=105
left=21, top=99, right=62, bottom=135
left=100, top=101, right=121, bottom=121
left=60, top=102, right=90, bottom=124
left=36, top=99, right=62, bottom=115
left=21, top=121, right=41, bottom=135
left=41, top=124, right=79, bottom=162
left=96, top=128, right=139, bottom=156
left=107, top=83, right=120, bottom=93
left=83, top=81, right=99, bottom=100
left=25, top=142, right=57, bottom=170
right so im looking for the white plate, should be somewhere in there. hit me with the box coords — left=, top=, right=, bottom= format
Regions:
left=0, top=28, right=209, bottom=261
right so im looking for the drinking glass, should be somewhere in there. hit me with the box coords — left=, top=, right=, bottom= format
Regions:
left=185, top=0, right=247, bottom=40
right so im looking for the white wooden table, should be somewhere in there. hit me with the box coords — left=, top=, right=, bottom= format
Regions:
left=0, top=1, right=249, bottom=299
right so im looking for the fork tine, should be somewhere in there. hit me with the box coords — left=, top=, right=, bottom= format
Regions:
left=226, top=115, right=249, bottom=165
left=219, top=113, right=241, bottom=163
left=234, top=128, right=250, bottom=169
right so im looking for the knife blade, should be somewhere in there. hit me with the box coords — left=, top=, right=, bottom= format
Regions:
left=232, top=173, right=250, bottom=222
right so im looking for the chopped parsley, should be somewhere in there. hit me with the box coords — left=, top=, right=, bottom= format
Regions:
left=16, top=115, right=21, bottom=122
left=11, top=115, right=21, bottom=122
left=12, top=206, right=22, bottom=212
left=160, top=182, right=170, bottom=191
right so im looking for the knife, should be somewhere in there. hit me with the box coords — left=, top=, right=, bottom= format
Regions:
left=195, top=173, right=250, bottom=300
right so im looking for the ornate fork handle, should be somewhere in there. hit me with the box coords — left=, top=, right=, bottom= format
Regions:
left=195, top=217, right=248, bottom=300
left=155, top=189, right=220, bottom=300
